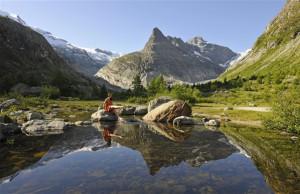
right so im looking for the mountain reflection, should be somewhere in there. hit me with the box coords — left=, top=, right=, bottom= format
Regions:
left=0, top=121, right=237, bottom=183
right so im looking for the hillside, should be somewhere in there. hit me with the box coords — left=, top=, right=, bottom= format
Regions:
left=0, top=16, right=99, bottom=98
left=221, top=0, right=300, bottom=83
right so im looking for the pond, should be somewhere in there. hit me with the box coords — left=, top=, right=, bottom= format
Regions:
left=0, top=119, right=299, bottom=194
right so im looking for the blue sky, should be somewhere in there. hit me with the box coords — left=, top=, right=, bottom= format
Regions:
left=0, top=0, right=285, bottom=53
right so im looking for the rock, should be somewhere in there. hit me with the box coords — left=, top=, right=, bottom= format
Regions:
left=91, top=109, right=118, bottom=122
left=143, top=100, right=192, bottom=122
left=47, top=120, right=66, bottom=130
left=291, top=136, right=298, bottom=141
left=0, top=115, right=13, bottom=123
left=51, top=104, right=59, bottom=108
left=224, top=107, right=233, bottom=111
left=118, top=106, right=136, bottom=115
left=75, top=121, right=91, bottom=126
left=173, top=116, right=195, bottom=126
left=0, top=123, right=21, bottom=135
left=134, top=106, right=148, bottom=115
left=83, top=121, right=92, bottom=125
left=27, top=112, right=43, bottom=120
left=148, top=96, right=172, bottom=112
left=9, top=110, right=24, bottom=117
left=0, top=98, right=19, bottom=111
left=202, top=118, right=209, bottom=123
left=69, top=115, right=76, bottom=118
left=75, top=121, right=84, bottom=126
left=22, top=119, right=66, bottom=136
left=205, top=119, right=220, bottom=127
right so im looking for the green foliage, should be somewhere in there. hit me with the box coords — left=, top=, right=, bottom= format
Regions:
left=127, top=96, right=149, bottom=104
left=147, top=75, right=168, bottom=96
left=41, top=86, right=60, bottom=99
left=263, top=91, right=300, bottom=133
left=169, top=84, right=201, bottom=104
left=131, top=75, right=147, bottom=96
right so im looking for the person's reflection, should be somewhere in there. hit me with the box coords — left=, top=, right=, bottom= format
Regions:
left=102, top=125, right=122, bottom=147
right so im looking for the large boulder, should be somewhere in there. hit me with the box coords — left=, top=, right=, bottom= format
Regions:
left=21, top=119, right=66, bottom=136
left=148, top=96, right=172, bottom=112
left=118, top=106, right=136, bottom=115
left=91, top=109, right=118, bottom=122
left=27, top=112, right=43, bottom=121
left=0, top=99, right=19, bottom=111
left=143, top=100, right=192, bottom=122
left=134, top=106, right=148, bottom=115
left=173, top=116, right=195, bottom=126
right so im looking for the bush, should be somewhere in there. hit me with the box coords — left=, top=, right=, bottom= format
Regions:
left=127, top=96, right=149, bottom=104
left=263, top=91, right=300, bottom=133
left=169, top=84, right=201, bottom=104
left=41, top=86, right=60, bottom=99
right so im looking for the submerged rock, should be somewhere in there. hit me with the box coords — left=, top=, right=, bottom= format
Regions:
left=134, top=106, right=148, bottom=115
left=118, top=106, right=136, bottom=115
left=143, top=100, right=192, bottom=122
left=27, top=112, right=43, bottom=121
left=173, top=116, right=195, bottom=126
left=148, top=96, right=172, bottom=112
left=205, top=119, right=220, bottom=127
left=91, top=109, right=118, bottom=122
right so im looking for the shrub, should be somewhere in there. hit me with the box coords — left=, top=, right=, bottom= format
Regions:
left=263, top=91, right=300, bottom=133
left=41, top=86, right=60, bottom=99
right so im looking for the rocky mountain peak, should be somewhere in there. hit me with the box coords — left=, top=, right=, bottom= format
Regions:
left=149, top=27, right=167, bottom=42
left=187, top=36, right=207, bottom=46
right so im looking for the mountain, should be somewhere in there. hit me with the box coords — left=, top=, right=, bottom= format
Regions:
left=35, top=28, right=120, bottom=78
left=0, top=15, right=99, bottom=98
left=220, top=0, right=300, bottom=82
left=96, top=28, right=237, bottom=89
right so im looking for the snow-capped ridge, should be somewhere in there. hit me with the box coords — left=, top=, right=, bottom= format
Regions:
left=0, top=10, right=26, bottom=25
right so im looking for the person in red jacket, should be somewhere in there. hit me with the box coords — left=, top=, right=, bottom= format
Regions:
left=103, top=93, right=114, bottom=113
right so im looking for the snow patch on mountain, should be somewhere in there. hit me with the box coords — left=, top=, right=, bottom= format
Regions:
left=228, top=49, right=252, bottom=69
left=0, top=10, right=26, bottom=25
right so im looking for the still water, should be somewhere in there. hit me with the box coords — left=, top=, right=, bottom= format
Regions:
left=0, top=119, right=299, bottom=194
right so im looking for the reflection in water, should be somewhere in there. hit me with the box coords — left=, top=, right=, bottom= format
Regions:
left=221, top=125, right=300, bottom=194
left=110, top=122, right=237, bottom=175
left=0, top=120, right=278, bottom=194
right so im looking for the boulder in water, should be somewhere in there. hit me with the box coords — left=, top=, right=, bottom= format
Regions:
left=27, top=112, right=43, bottom=121
left=91, top=109, right=118, bottom=122
left=205, top=119, right=220, bottom=127
left=134, top=106, right=148, bottom=115
left=148, top=96, right=172, bottom=112
left=173, top=116, right=195, bottom=126
left=21, top=119, right=66, bottom=136
left=118, top=106, right=136, bottom=115
left=143, top=100, right=191, bottom=122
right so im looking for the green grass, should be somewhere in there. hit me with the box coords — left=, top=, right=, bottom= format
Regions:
left=193, top=103, right=271, bottom=122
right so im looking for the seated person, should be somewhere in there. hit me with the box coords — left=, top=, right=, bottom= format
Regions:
left=103, top=93, right=114, bottom=113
